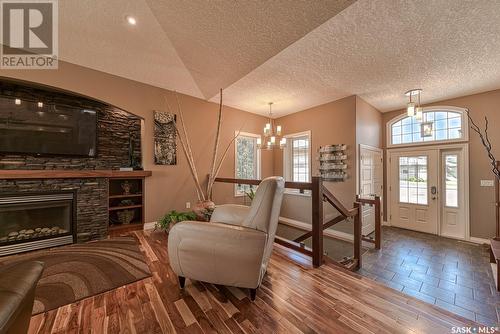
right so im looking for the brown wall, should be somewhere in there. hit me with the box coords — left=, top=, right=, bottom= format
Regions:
left=382, top=89, right=500, bottom=239
left=272, top=96, right=358, bottom=227
left=0, top=61, right=273, bottom=223
left=356, top=96, right=383, bottom=149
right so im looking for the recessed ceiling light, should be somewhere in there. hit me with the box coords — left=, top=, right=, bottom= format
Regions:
left=126, top=16, right=137, bottom=26
left=14, top=98, right=21, bottom=105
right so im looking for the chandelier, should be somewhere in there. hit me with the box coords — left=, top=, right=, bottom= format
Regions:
left=405, top=88, right=423, bottom=120
left=257, top=102, right=286, bottom=150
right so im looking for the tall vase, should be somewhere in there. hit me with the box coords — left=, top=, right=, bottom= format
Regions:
left=193, top=200, right=215, bottom=221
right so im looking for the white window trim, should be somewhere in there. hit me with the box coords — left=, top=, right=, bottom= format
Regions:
left=283, top=130, right=312, bottom=195
left=386, top=106, right=469, bottom=148
left=234, top=131, right=261, bottom=197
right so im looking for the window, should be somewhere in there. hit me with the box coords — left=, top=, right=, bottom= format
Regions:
left=389, top=108, right=466, bottom=146
left=444, top=154, right=458, bottom=207
left=399, top=156, right=428, bottom=205
left=234, top=132, right=260, bottom=196
left=284, top=131, right=311, bottom=183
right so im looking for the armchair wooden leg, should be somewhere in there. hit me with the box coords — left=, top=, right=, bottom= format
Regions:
left=249, top=288, right=257, bottom=301
left=178, top=276, right=186, bottom=289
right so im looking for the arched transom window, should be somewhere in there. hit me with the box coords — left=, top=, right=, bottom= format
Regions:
left=388, top=107, right=467, bottom=146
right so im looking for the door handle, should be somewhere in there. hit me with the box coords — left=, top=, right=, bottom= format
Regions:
left=431, top=186, right=437, bottom=200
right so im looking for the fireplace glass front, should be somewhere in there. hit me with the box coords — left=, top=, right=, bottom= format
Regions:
left=0, top=192, right=75, bottom=256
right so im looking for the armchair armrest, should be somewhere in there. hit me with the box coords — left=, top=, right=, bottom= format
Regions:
left=210, top=204, right=250, bottom=226
left=168, top=220, right=267, bottom=289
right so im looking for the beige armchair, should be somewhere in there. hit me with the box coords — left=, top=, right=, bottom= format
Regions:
left=168, top=176, right=285, bottom=300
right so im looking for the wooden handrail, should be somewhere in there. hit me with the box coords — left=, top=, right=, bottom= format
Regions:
left=294, top=215, right=345, bottom=243
left=213, top=176, right=364, bottom=271
left=322, top=186, right=358, bottom=217
left=213, top=177, right=313, bottom=190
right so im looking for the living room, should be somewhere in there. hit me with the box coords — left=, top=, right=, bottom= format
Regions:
left=1, top=1, right=500, bottom=333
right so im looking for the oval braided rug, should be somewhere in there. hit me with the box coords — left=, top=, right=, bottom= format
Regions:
left=0, top=237, right=151, bottom=314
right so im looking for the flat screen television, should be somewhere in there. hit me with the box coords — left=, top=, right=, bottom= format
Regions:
left=0, top=96, right=97, bottom=157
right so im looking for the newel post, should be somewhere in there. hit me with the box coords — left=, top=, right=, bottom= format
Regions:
left=496, top=161, right=500, bottom=240
left=374, top=196, right=381, bottom=250
left=353, top=202, right=362, bottom=270
left=311, top=176, right=323, bottom=267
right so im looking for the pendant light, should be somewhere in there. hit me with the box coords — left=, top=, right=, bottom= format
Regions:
left=405, top=89, right=422, bottom=117
left=258, top=102, right=286, bottom=150
left=415, top=90, right=423, bottom=120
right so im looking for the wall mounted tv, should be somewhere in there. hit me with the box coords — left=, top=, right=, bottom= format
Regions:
left=0, top=95, right=98, bottom=157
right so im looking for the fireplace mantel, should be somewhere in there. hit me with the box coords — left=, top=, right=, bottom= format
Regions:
left=0, top=170, right=152, bottom=180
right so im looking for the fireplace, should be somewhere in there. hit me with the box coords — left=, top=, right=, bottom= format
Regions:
left=0, top=191, right=76, bottom=256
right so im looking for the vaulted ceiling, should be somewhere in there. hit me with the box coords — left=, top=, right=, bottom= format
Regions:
left=58, top=0, right=500, bottom=117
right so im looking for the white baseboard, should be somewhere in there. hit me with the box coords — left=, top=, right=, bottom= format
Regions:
left=469, top=236, right=490, bottom=245
left=278, top=216, right=354, bottom=243
left=280, top=216, right=491, bottom=247
left=278, top=216, right=311, bottom=230
left=144, top=222, right=156, bottom=230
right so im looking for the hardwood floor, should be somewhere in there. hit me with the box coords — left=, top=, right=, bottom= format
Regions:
left=28, top=230, right=480, bottom=333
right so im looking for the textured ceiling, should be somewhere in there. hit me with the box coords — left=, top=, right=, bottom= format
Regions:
left=216, top=0, right=500, bottom=117
left=51, top=0, right=500, bottom=117
left=144, top=0, right=355, bottom=98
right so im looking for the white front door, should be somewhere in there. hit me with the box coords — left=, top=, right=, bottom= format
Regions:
left=359, top=145, right=383, bottom=236
left=390, top=150, right=439, bottom=234
left=389, top=145, right=468, bottom=238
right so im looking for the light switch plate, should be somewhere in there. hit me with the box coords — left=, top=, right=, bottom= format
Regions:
left=481, top=180, right=494, bottom=187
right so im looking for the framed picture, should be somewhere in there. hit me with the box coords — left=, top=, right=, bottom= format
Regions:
left=154, top=111, right=177, bottom=165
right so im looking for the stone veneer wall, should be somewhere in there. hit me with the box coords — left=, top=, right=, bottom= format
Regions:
left=0, top=107, right=141, bottom=170
left=0, top=81, right=142, bottom=242
left=0, top=178, right=108, bottom=242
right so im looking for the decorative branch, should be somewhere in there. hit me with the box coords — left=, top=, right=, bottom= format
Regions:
left=174, top=93, right=206, bottom=201
left=466, top=109, right=500, bottom=180
left=207, top=125, right=244, bottom=198
left=164, top=95, right=204, bottom=200
left=165, top=89, right=244, bottom=203
left=207, top=89, right=223, bottom=198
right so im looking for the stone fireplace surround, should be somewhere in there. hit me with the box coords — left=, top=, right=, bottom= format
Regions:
left=0, top=80, right=143, bottom=244
left=0, top=179, right=107, bottom=242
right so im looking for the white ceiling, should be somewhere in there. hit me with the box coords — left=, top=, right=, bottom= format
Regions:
left=56, top=0, right=500, bottom=118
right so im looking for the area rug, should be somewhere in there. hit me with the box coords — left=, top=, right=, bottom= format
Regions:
left=0, top=237, right=151, bottom=314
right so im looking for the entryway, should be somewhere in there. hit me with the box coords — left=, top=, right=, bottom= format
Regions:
left=388, top=144, right=469, bottom=240
left=360, top=226, right=497, bottom=324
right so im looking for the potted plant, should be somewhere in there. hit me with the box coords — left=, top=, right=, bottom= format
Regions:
left=245, top=186, right=257, bottom=202
left=155, top=210, right=197, bottom=233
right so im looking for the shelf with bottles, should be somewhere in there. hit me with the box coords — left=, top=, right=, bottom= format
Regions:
left=318, top=144, right=347, bottom=182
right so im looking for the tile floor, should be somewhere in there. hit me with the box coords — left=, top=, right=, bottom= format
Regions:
left=359, top=226, right=500, bottom=326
